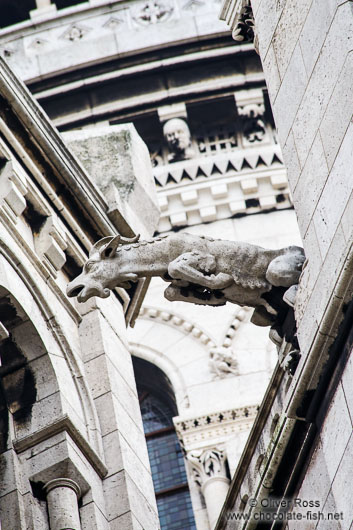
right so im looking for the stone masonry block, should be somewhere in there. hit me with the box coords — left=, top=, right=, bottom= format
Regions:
left=293, top=133, right=329, bottom=237
left=273, top=43, right=308, bottom=147
left=283, top=131, right=301, bottom=190
left=299, top=0, right=338, bottom=77
left=320, top=383, right=352, bottom=482
left=64, top=125, right=160, bottom=238
left=313, top=122, right=353, bottom=259
left=292, top=2, right=353, bottom=168
left=272, top=0, right=313, bottom=78
left=320, top=51, right=353, bottom=171
left=331, top=433, right=353, bottom=529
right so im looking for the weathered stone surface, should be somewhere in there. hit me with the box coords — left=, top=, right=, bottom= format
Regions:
left=67, top=232, right=305, bottom=336
left=64, top=125, right=160, bottom=238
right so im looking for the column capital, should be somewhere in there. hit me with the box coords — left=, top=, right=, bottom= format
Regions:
left=44, top=477, right=81, bottom=499
left=186, top=447, right=228, bottom=490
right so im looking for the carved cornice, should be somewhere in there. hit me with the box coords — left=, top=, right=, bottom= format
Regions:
left=174, top=405, right=259, bottom=451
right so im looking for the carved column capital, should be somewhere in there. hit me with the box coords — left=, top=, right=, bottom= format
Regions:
left=187, top=447, right=229, bottom=490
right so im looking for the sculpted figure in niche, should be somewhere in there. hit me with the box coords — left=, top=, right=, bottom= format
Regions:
left=66, top=233, right=305, bottom=342
left=163, top=118, right=196, bottom=162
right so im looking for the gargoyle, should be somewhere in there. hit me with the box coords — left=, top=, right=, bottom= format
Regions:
left=66, top=233, right=305, bottom=331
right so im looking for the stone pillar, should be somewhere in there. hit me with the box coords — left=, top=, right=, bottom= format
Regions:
left=44, top=478, right=81, bottom=530
left=187, top=447, right=230, bottom=529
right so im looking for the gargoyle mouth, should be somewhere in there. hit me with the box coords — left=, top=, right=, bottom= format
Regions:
left=67, top=284, right=84, bottom=298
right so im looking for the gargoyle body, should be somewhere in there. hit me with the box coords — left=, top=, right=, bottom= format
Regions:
left=66, top=233, right=305, bottom=328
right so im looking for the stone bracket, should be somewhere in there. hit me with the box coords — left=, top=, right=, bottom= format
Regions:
left=0, top=158, right=27, bottom=223
left=35, top=214, right=68, bottom=276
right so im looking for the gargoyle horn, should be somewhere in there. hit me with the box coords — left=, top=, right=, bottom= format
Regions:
left=90, top=234, right=141, bottom=259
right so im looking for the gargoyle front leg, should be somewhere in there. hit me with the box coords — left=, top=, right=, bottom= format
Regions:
left=168, top=252, right=233, bottom=290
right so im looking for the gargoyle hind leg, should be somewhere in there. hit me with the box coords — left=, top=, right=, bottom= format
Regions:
left=164, top=284, right=226, bottom=306
left=168, top=252, right=233, bottom=290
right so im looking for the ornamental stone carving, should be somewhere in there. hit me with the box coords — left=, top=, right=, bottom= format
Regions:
left=209, top=346, right=238, bottom=378
left=187, top=447, right=228, bottom=488
left=66, top=233, right=305, bottom=339
left=133, top=0, right=174, bottom=25
left=187, top=447, right=230, bottom=527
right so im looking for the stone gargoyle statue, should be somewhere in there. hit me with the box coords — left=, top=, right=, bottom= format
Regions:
left=66, top=233, right=305, bottom=332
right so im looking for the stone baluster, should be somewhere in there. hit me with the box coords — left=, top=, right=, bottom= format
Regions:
left=187, top=447, right=230, bottom=529
left=44, top=478, right=81, bottom=530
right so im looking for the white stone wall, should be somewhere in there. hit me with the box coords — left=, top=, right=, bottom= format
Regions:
left=250, top=0, right=353, bottom=357
left=0, top=59, right=160, bottom=529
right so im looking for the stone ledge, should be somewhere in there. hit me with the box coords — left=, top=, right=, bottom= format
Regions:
left=13, top=414, right=108, bottom=479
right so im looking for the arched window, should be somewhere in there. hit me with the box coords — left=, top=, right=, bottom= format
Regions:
left=133, top=357, right=196, bottom=530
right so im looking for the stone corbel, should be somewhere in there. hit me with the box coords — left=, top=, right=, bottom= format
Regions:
left=0, top=158, right=27, bottom=223
left=220, top=0, right=259, bottom=53
left=35, top=214, right=67, bottom=276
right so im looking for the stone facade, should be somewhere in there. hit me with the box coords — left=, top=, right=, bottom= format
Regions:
left=218, top=1, right=353, bottom=529
left=0, top=57, right=159, bottom=530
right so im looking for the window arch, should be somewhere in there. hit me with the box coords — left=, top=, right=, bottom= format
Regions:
left=133, top=357, right=196, bottom=530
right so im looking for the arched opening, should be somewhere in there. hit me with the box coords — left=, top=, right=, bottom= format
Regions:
left=133, top=357, right=196, bottom=529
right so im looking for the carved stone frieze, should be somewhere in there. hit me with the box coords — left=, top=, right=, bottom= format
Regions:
left=60, top=24, right=91, bottom=42
left=174, top=405, right=258, bottom=451
left=132, top=0, right=174, bottom=25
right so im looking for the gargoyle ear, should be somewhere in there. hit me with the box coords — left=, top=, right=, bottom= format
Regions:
left=100, top=235, right=121, bottom=259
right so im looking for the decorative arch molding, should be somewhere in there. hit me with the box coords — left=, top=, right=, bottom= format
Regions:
left=0, top=241, right=103, bottom=459
left=139, top=305, right=218, bottom=349
left=129, top=342, right=190, bottom=412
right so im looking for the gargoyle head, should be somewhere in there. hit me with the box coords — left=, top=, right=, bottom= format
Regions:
left=66, top=234, right=140, bottom=303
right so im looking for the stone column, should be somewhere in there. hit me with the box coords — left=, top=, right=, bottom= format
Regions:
left=44, top=478, right=81, bottom=530
left=187, top=447, right=230, bottom=529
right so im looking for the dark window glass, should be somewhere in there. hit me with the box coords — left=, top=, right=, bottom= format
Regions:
left=134, top=358, right=196, bottom=530
left=157, top=490, right=196, bottom=529
left=140, top=393, right=174, bottom=433
left=146, top=431, right=187, bottom=492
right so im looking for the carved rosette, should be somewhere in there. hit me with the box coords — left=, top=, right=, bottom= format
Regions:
left=187, top=447, right=228, bottom=490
